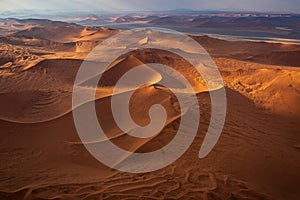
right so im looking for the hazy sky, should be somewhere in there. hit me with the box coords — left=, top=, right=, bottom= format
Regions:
left=1, top=0, right=300, bottom=12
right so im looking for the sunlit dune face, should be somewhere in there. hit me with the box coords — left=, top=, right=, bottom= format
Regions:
left=95, top=85, right=181, bottom=153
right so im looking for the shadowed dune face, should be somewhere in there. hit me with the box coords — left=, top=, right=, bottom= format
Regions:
left=192, top=35, right=300, bottom=67
left=0, top=19, right=300, bottom=199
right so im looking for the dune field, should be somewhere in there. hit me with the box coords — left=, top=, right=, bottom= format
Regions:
left=0, top=19, right=299, bottom=200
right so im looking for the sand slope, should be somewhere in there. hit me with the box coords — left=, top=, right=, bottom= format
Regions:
left=0, top=88, right=299, bottom=199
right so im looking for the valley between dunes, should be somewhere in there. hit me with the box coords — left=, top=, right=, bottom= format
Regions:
left=0, top=19, right=299, bottom=200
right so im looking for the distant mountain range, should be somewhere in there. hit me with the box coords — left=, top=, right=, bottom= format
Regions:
left=73, top=12, right=300, bottom=30
left=70, top=12, right=300, bottom=40
left=1, top=11, right=300, bottom=40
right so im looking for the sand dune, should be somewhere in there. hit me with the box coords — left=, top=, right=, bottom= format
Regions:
left=0, top=54, right=169, bottom=123
left=215, top=58, right=300, bottom=116
left=0, top=59, right=81, bottom=122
